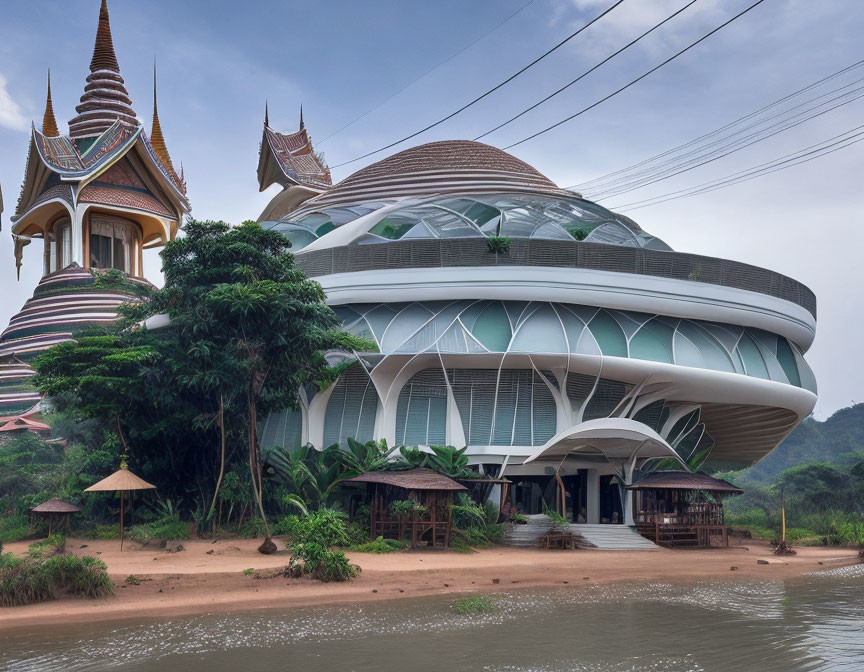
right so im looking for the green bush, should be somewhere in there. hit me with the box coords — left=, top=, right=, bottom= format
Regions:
left=127, top=519, right=191, bottom=545
left=486, top=236, right=511, bottom=254
left=0, top=553, right=112, bottom=606
left=85, top=524, right=121, bottom=540
left=0, top=514, right=31, bottom=544
left=452, top=595, right=497, bottom=615
left=450, top=494, right=506, bottom=548
left=271, top=515, right=301, bottom=539
left=237, top=517, right=267, bottom=539
left=28, top=534, right=65, bottom=559
left=350, top=536, right=407, bottom=554
left=289, top=510, right=360, bottom=582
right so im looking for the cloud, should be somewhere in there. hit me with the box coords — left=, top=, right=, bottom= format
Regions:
left=0, top=73, right=29, bottom=132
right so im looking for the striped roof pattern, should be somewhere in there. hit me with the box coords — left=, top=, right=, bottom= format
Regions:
left=0, top=264, right=150, bottom=419
left=294, top=140, right=570, bottom=215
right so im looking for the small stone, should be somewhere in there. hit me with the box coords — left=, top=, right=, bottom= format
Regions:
left=583, top=577, right=590, bottom=580
left=372, top=589, right=378, bottom=593
left=492, top=578, right=500, bottom=584
left=158, top=589, right=163, bottom=593
left=562, top=580, right=569, bottom=584
left=206, top=550, right=214, bottom=555
left=398, top=589, right=404, bottom=593
left=818, top=561, right=824, bottom=565
left=757, top=559, right=770, bottom=565
left=444, top=583, right=450, bottom=587
left=80, top=544, right=88, bottom=549
left=96, top=551, right=102, bottom=555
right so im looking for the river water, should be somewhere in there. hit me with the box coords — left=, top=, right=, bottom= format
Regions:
left=1, top=564, right=863, bottom=672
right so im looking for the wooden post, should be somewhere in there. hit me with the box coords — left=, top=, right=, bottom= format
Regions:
left=120, top=491, right=125, bottom=551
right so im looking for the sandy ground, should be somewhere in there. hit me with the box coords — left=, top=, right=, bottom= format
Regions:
left=0, top=535, right=859, bottom=632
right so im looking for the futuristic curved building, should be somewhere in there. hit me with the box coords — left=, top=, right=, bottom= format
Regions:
left=260, top=123, right=817, bottom=524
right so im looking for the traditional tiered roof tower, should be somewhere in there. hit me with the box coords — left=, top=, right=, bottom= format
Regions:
left=0, top=0, right=190, bottom=426
left=256, top=104, right=331, bottom=222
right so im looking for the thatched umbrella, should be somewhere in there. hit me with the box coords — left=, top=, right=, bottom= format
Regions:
left=85, top=463, right=155, bottom=550
left=30, top=499, right=81, bottom=535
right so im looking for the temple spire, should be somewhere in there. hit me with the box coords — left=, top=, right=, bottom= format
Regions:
left=150, top=62, right=174, bottom=171
left=299, top=103, right=304, bottom=130
left=90, top=0, right=119, bottom=72
left=41, top=69, right=59, bottom=137
left=68, top=0, right=138, bottom=139
left=264, top=100, right=269, bottom=127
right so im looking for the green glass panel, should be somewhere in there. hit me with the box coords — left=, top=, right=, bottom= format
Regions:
left=630, top=319, right=674, bottom=363
left=736, top=334, right=769, bottom=380
left=588, top=311, right=627, bottom=357
left=369, top=217, right=416, bottom=240
left=470, top=302, right=512, bottom=352
left=463, top=202, right=501, bottom=226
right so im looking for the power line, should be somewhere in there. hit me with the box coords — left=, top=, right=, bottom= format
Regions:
left=318, top=0, right=537, bottom=145
left=585, top=80, right=864, bottom=199
left=502, top=0, right=770, bottom=150
left=473, top=0, right=701, bottom=142
left=607, top=123, right=864, bottom=211
left=573, top=56, right=864, bottom=190
left=330, top=0, right=625, bottom=169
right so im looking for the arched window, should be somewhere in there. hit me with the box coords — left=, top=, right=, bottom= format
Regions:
left=322, top=364, right=379, bottom=447
left=90, top=216, right=139, bottom=274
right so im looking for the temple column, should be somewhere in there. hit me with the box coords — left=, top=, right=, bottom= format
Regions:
left=585, top=469, right=600, bottom=524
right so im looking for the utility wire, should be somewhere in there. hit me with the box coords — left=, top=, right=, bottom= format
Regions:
left=474, top=0, right=701, bottom=141
left=586, top=81, right=864, bottom=199
left=502, top=0, right=770, bottom=150
left=318, top=0, right=537, bottom=145
left=579, top=67, right=864, bottom=196
left=330, top=0, right=625, bottom=169
left=607, top=123, right=864, bottom=211
left=573, top=56, right=864, bottom=190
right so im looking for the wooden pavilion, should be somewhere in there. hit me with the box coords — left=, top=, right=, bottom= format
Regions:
left=343, top=468, right=467, bottom=549
left=30, top=498, right=80, bottom=535
left=630, top=471, right=743, bottom=547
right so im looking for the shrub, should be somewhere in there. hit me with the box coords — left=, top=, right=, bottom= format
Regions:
left=452, top=595, right=497, bottom=615
left=237, top=517, right=267, bottom=539
left=28, top=534, right=66, bottom=559
left=350, top=536, right=407, bottom=554
left=486, top=236, right=511, bottom=254
left=85, top=524, right=121, bottom=540
left=127, top=519, right=191, bottom=545
left=271, top=515, right=301, bottom=539
left=450, top=494, right=506, bottom=548
left=289, top=510, right=360, bottom=582
left=0, top=514, right=31, bottom=544
left=0, top=553, right=112, bottom=606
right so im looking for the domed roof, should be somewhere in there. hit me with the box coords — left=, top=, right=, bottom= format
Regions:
left=297, top=140, right=569, bottom=212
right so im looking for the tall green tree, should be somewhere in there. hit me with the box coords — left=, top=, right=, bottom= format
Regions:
left=131, top=219, right=371, bottom=547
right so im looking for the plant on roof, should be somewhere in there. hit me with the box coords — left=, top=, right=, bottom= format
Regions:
left=486, top=236, right=511, bottom=255
left=425, top=445, right=473, bottom=479
left=567, top=226, right=589, bottom=241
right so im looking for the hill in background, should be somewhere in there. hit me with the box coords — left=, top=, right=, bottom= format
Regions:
left=743, top=404, right=864, bottom=483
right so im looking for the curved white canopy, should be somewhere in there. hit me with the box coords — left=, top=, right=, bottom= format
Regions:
left=523, top=418, right=687, bottom=469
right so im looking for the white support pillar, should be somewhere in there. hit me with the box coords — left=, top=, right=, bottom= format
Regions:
left=586, top=469, right=600, bottom=524
left=623, top=489, right=635, bottom=527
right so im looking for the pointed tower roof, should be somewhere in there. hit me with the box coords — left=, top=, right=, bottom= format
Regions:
left=68, top=0, right=138, bottom=140
left=149, top=63, right=174, bottom=171
left=41, top=70, right=59, bottom=137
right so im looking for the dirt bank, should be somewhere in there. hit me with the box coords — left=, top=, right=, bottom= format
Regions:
left=0, top=536, right=858, bottom=632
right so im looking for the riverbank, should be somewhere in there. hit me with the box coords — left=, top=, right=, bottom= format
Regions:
left=0, top=536, right=859, bottom=632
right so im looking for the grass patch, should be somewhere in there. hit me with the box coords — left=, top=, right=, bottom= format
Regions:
left=28, top=534, right=65, bottom=559
left=451, top=595, right=497, bottom=615
left=0, top=553, right=113, bottom=607
left=348, top=536, right=407, bottom=554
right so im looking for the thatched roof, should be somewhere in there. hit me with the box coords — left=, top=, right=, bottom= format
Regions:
left=31, top=498, right=81, bottom=513
left=628, top=471, right=743, bottom=494
left=84, top=467, right=156, bottom=492
left=343, top=468, right=467, bottom=491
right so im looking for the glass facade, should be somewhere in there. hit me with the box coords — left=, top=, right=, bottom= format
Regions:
left=332, top=300, right=817, bottom=392
left=265, top=193, right=671, bottom=252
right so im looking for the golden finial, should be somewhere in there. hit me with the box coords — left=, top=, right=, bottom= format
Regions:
left=42, top=69, right=59, bottom=137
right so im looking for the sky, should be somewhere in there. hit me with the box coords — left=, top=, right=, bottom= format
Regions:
left=0, top=0, right=861, bottom=420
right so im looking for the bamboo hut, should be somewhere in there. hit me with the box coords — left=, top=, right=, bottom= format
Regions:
left=629, top=471, right=743, bottom=547
left=343, top=468, right=467, bottom=549
left=30, top=498, right=80, bottom=535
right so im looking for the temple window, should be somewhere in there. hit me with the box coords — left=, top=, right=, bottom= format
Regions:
left=89, top=216, right=138, bottom=274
